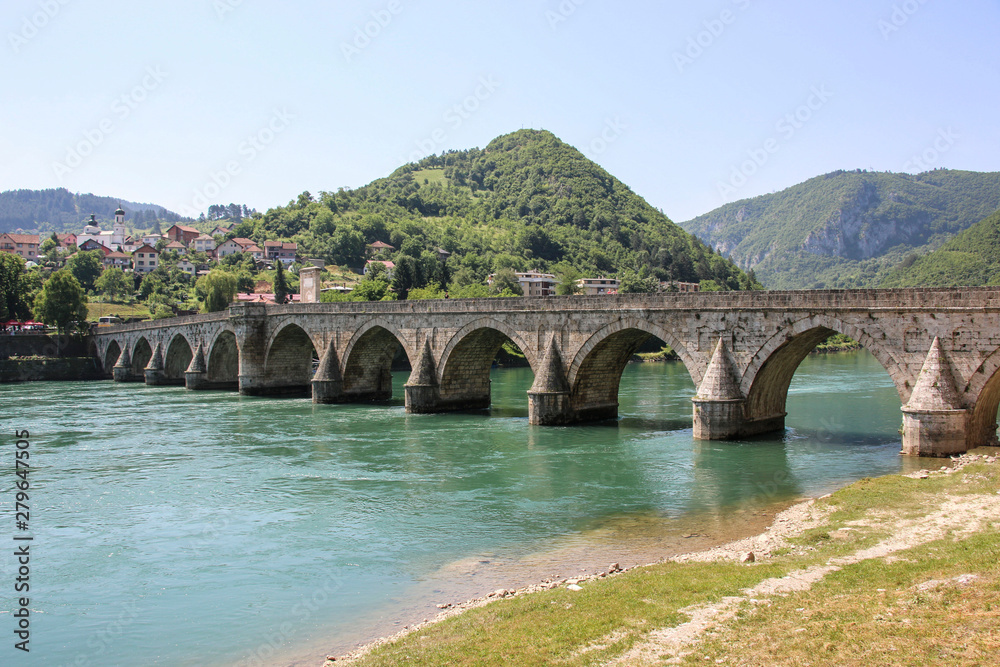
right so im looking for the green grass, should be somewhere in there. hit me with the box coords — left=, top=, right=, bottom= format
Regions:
left=85, top=300, right=151, bottom=321
left=411, top=168, right=449, bottom=187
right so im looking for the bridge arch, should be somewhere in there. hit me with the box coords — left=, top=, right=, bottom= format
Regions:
left=262, top=322, right=319, bottom=394
left=342, top=320, right=411, bottom=401
left=742, top=315, right=906, bottom=427
left=131, top=337, right=153, bottom=376
left=163, top=333, right=194, bottom=384
left=435, top=319, right=535, bottom=410
left=103, top=340, right=122, bottom=374
left=567, top=318, right=695, bottom=421
left=963, top=348, right=1000, bottom=447
left=206, top=329, right=239, bottom=386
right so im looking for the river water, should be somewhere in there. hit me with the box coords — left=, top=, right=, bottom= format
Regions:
left=0, top=351, right=925, bottom=666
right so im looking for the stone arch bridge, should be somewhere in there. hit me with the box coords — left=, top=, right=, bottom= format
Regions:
left=93, top=288, right=1000, bottom=457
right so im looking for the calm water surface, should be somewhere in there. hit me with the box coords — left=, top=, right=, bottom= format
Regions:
left=1, top=351, right=916, bottom=666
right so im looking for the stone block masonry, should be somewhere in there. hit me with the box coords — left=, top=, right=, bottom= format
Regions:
left=93, top=288, right=1000, bottom=456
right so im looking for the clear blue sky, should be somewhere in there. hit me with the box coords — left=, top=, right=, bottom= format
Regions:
left=2, top=0, right=998, bottom=222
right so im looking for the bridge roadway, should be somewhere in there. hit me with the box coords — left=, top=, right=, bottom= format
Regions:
left=93, top=287, right=1000, bottom=457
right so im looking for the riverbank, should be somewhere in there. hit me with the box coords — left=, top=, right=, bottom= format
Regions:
left=0, top=356, right=104, bottom=382
left=328, top=449, right=1000, bottom=666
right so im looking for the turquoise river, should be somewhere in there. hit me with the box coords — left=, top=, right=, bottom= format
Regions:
left=1, top=351, right=936, bottom=666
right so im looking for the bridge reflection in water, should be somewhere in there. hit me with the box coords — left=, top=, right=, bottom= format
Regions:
left=94, top=288, right=1000, bottom=457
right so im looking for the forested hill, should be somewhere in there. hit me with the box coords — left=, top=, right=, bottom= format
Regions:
left=235, top=129, right=757, bottom=289
left=0, top=188, right=189, bottom=233
left=680, top=170, right=1000, bottom=289
left=881, top=208, right=1000, bottom=287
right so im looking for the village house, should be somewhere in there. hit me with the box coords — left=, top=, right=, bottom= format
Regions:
left=487, top=271, right=559, bottom=297
left=176, top=259, right=198, bottom=276
left=133, top=244, right=160, bottom=274
left=192, top=234, right=216, bottom=254
left=103, top=251, right=132, bottom=270
left=79, top=239, right=111, bottom=256
left=215, top=237, right=263, bottom=261
left=264, top=240, right=297, bottom=265
left=576, top=277, right=621, bottom=295
left=366, top=240, right=394, bottom=257
left=661, top=281, right=701, bottom=293
left=56, top=233, right=78, bottom=248
left=164, top=241, right=187, bottom=255
left=364, top=259, right=395, bottom=279
left=142, top=232, right=163, bottom=246
left=0, top=233, right=41, bottom=261
left=165, top=224, right=200, bottom=246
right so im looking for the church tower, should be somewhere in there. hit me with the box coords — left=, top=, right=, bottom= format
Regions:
left=113, top=205, right=126, bottom=248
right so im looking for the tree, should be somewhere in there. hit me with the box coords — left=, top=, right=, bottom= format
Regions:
left=67, top=250, right=104, bottom=292
left=391, top=255, right=419, bottom=300
left=555, top=265, right=583, bottom=295
left=236, top=270, right=255, bottom=295
left=33, top=270, right=87, bottom=333
left=95, top=267, right=131, bottom=303
left=40, top=235, right=58, bottom=257
left=195, top=271, right=238, bottom=312
left=618, top=268, right=658, bottom=294
left=489, top=268, right=523, bottom=296
left=273, top=260, right=290, bottom=304
left=0, top=253, right=33, bottom=321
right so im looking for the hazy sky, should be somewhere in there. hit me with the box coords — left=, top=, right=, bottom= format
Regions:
left=2, top=0, right=998, bottom=222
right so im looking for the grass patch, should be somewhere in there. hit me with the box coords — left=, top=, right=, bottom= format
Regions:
left=352, top=562, right=787, bottom=667
left=689, top=532, right=1000, bottom=666
left=85, top=300, right=151, bottom=322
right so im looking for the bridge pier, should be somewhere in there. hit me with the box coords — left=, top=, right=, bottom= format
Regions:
left=900, top=337, right=970, bottom=457
left=692, top=340, right=749, bottom=439
left=144, top=342, right=169, bottom=386
left=312, top=344, right=344, bottom=403
left=528, top=337, right=575, bottom=425
left=112, top=347, right=141, bottom=382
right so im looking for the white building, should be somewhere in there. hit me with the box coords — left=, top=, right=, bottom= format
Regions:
left=77, top=208, right=127, bottom=250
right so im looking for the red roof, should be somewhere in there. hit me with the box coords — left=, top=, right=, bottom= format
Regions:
left=133, top=244, right=159, bottom=255
left=368, top=241, right=394, bottom=249
left=3, top=233, right=40, bottom=244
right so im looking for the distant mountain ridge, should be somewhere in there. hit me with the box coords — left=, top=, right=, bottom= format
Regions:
left=882, top=208, right=1000, bottom=287
left=0, top=187, right=191, bottom=233
left=680, top=169, right=1000, bottom=289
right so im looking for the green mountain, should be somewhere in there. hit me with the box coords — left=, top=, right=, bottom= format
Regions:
left=234, top=129, right=757, bottom=289
left=881, top=208, right=1000, bottom=287
left=0, top=188, right=190, bottom=233
left=679, top=169, right=1000, bottom=289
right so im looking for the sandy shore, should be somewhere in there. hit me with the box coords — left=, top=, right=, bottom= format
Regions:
left=319, top=451, right=994, bottom=665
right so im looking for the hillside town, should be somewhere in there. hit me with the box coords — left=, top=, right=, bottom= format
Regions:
left=1, top=204, right=703, bottom=331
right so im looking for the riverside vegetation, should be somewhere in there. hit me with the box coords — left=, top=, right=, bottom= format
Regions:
left=333, top=452, right=1000, bottom=667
